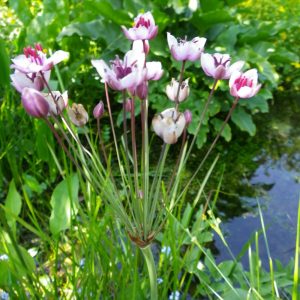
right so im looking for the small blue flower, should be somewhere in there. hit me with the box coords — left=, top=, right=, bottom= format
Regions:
left=0, top=291, right=9, bottom=300
left=0, top=254, right=8, bottom=261
left=161, top=246, right=171, bottom=256
left=169, top=291, right=180, bottom=300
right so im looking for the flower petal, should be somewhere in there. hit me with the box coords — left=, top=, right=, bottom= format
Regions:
left=146, top=61, right=163, bottom=81
left=237, top=86, right=253, bottom=98
left=10, top=72, right=34, bottom=93
left=229, top=71, right=242, bottom=88
left=228, top=60, right=244, bottom=78
left=201, top=53, right=215, bottom=77
left=48, top=50, right=69, bottom=65
left=167, top=32, right=177, bottom=49
left=91, top=59, right=111, bottom=82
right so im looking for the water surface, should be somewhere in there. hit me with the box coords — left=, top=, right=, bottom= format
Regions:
left=214, top=93, right=300, bottom=267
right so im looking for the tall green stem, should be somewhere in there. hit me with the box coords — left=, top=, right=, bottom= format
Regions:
left=175, top=61, right=186, bottom=112
left=184, top=79, right=219, bottom=162
left=177, top=96, right=239, bottom=200
left=141, top=245, right=158, bottom=300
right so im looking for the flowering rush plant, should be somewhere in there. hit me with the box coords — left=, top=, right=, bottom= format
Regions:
left=11, top=11, right=261, bottom=300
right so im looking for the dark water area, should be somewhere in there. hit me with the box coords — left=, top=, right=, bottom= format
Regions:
left=211, top=92, right=300, bottom=268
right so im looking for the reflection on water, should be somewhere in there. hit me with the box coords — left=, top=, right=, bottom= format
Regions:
left=214, top=93, right=300, bottom=267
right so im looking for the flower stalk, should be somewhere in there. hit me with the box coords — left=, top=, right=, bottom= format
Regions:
left=140, top=246, right=158, bottom=300
left=175, top=60, right=186, bottom=111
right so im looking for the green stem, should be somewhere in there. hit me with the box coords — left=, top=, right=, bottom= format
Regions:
left=175, top=60, right=186, bottom=112
left=184, top=78, right=219, bottom=163
left=141, top=245, right=158, bottom=300
left=177, top=96, right=239, bottom=200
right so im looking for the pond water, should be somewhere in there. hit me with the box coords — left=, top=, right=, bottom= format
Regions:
left=212, top=92, right=300, bottom=268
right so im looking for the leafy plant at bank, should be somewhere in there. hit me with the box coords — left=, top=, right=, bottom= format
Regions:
left=0, top=1, right=299, bottom=299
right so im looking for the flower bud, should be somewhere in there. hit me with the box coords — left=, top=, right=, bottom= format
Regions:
left=125, top=98, right=133, bottom=112
left=166, top=78, right=190, bottom=102
left=21, top=87, right=49, bottom=118
left=67, top=103, right=88, bottom=126
left=184, top=110, right=192, bottom=126
left=33, top=75, right=45, bottom=91
left=93, top=101, right=105, bottom=119
left=136, top=81, right=148, bottom=100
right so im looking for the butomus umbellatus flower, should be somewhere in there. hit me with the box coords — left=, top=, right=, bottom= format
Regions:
left=166, top=78, right=190, bottom=102
left=11, top=44, right=69, bottom=74
left=91, top=50, right=145, bottom=91
left=122, top=12, right=158, bottom=41
left=201, top=53, right=244, bottom=80
left=229, top=69, right=261, bottom=99
left=152, top=108, right=186, bottom=144
left=167, top=32, right=206, bottom=62
left=44, top=91, right=68, bottom=115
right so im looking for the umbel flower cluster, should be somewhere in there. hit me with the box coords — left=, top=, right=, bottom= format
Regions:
left=10, top=12, right=261, bottom=299
left=10, top=12, right=261, bottom=246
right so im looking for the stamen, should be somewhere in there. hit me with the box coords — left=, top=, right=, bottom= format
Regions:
left=222, top=58, right=231, bottom=67
left=135, top=17, right=150, bottom=28
left=213, top=55, right=220, bottom=67
left=35, top=43, right=43, bottom=52
left=235, top=76, right=248, bottom=91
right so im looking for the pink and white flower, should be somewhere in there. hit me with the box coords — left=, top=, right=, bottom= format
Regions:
left=167, top=32, right=206, bottom=62
left=11, top=44, right=69, bottom=74
left=44, top=91, right=68, bottom=115
left=91, top=50, right=145, bottom=91
left=201, top=53, right=244, bottom=80
left=132, top=40, right=163, bottom=81
left=152, top=108, right=186, bottom=144
left=229, top=69, right=261, bottom=99
left=166, top=78, right=190, bottom=102
left=122, top=12, right=158, bottom=41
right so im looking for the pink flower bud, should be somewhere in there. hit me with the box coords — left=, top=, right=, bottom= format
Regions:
left=136, top=81, right=148, bottom=100
left=33, top=75, right=45, bottom=91
left=93, top=101, right=105, bottom=119
left=21, top=87, right=49, bottom=118
left=184, top=110, right=192, bottom=126
left=125, top=98, right=133, bottom=112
